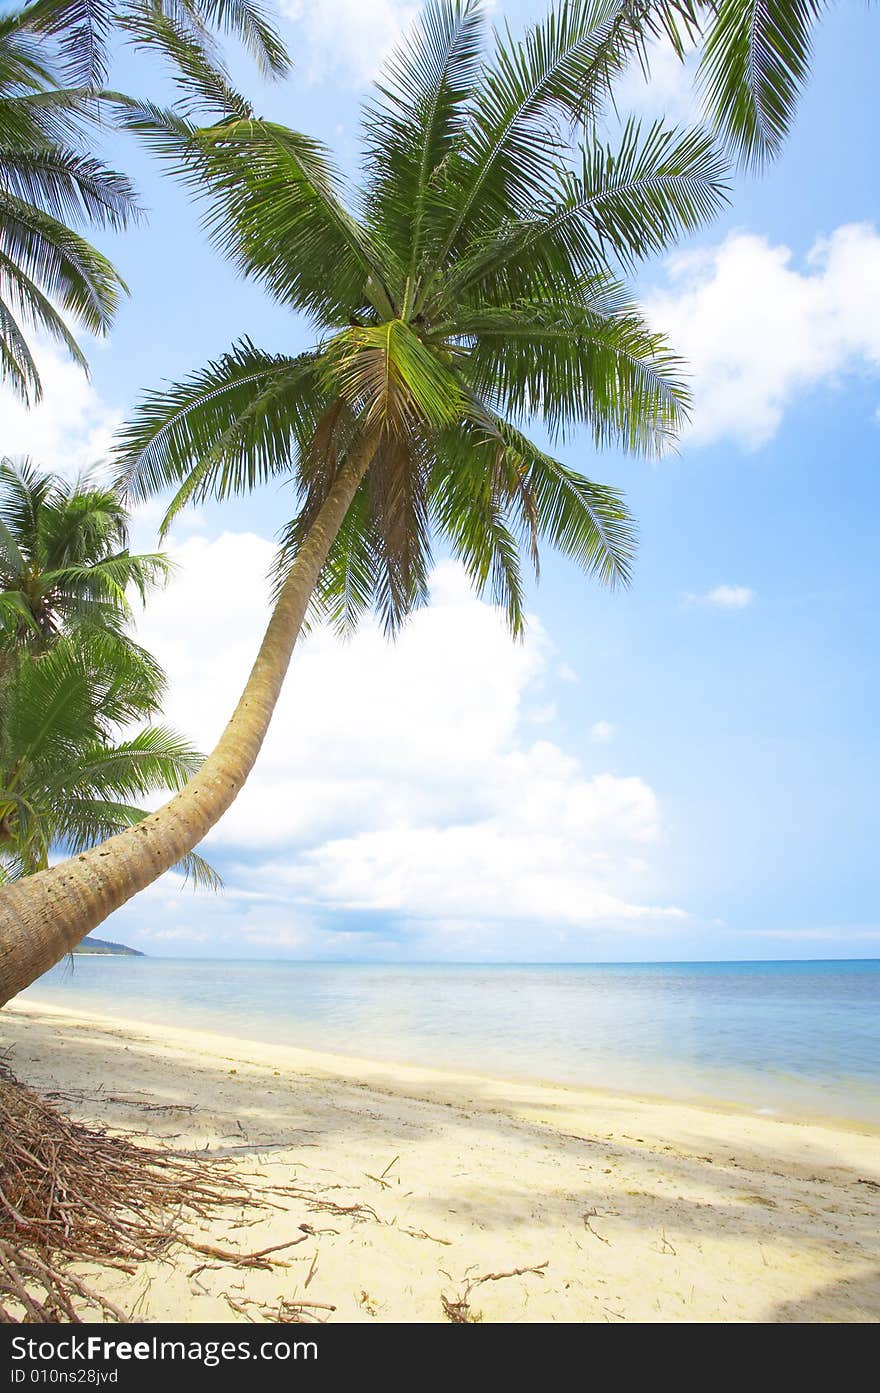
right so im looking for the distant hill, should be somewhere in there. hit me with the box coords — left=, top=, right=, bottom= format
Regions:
left=73, top=936, right=144, bottom=957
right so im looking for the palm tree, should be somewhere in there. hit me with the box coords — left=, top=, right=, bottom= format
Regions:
left=0, top=458, right=218, bottom=886
left=0, top=457, right=169, bottom=659
left=0, top=635, right=218, bottom=884
left=0, top=0, right=730, bottom=1004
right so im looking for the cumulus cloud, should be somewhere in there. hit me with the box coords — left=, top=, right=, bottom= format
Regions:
left=127, top=534, right=683, bottom=952
left=647, top=222, right=880, bottom=448
left=0, top=342, right=122, bottom=474
left=279, top=0, right=419, bottom=84
left=265, top=756, right=673, bottom=928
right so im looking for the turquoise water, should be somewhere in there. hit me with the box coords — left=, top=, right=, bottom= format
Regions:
left=21, top=958, right=880, bottom=1125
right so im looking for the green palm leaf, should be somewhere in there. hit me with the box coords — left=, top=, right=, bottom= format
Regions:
left=174, top=118, right=388, bottom=321
left=21, top=0, right=289, bottom=89
left=362, top=0, right=485, bottom=302
left=458, top=279, right=688, bottom=450
left=698, top=0, right=824, bottom=167
left=116, top=341, right=328, bottom=514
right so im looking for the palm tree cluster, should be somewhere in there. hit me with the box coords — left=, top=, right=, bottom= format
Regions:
left=0, top=456, right=169, bottom=654
left=0, top=459, right=217, bottom=885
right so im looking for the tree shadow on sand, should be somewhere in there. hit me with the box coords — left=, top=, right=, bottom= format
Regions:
left=767, top=1267, right=880, bottom=1322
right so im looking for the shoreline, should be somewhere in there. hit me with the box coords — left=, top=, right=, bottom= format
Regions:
left=3, top=999, right=880, bottom=1322
left=16, top=992, right=880, bottom=1136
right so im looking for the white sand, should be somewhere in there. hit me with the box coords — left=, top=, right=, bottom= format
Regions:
left=3, top=998, right=879, bottom=1323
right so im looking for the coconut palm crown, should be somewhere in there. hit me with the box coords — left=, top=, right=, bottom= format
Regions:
left=0, top=457, right=170, bottom=658
left=119, top=0, right=729, bottom=637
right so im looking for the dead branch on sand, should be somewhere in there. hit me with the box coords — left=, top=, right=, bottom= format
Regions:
left=0, top=1064, right=398, bottom=1323
left=440, top=1261, right=549, bottom=1323
left=0, top=1064, right=264, bottom=1322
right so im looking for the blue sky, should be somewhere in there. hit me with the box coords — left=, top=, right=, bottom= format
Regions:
left=6, top=1, right=879, bottom=960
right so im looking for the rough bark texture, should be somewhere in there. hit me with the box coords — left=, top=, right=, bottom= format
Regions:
left=0, top=440, right=376, bottom=1006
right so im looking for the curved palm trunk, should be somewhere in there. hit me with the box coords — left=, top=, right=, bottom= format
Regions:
left=0, top=438, right=377, bottom=1006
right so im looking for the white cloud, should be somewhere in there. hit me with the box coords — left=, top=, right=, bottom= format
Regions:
left=701, top=585, right=755, bottom=610
left=280, top=0, right=419, bottom=84
left=647, top=222, right=880, bottom=448
left=590, top=720, right=617, bottom=743
left=130, top=535, right=683, bottom=949
left=0, top=342, right=122, bottom=474
left=264, top=755, right=675, bottom=928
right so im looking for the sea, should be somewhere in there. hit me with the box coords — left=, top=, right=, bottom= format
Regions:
left=20, top=957, right=880, bottom=1126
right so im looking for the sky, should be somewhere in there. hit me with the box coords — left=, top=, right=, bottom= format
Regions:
left=4, top=1, right=879, bottom=961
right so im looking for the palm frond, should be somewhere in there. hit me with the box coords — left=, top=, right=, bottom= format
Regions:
left=118, top=5, right=253, bottom=121
left=54, top=725, right=204, bottom=798
left=19, top=0, right=115, bottom=88
left=0, top=191, right=128, bottom=338
left=0, top=146, right=139, bottom=229
left=436, top=120, right=728, bottom=311
left=698, top=0, right=824, bottom=167
left=0, top=293, right=42, bottom=401
left=430, top=435, right=528, bottom=634
left=43, top=552, right=171, bottom=614
left=169, top=118, right=387, bottom=321
left=183, top=0, right=290, bottom=77
left=115, top=341, right=326, bottom=510
left=19, top=0, right=290, bottom=88
left=0, top=590, right=37, bottom=638
left=431, top=0, right=659, bottom=268
left=362, top=0, right=484, bottom=293
left=457, top=279, right=689, bottom=450
left=0, top=246, right=92, bottom=380
left=367, top=432, right=432, bottom=634
left=487, top=416, right=637, bottom=587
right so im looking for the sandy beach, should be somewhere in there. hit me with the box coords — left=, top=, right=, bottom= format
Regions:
left=3, top=998, right=879, bottom=1323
